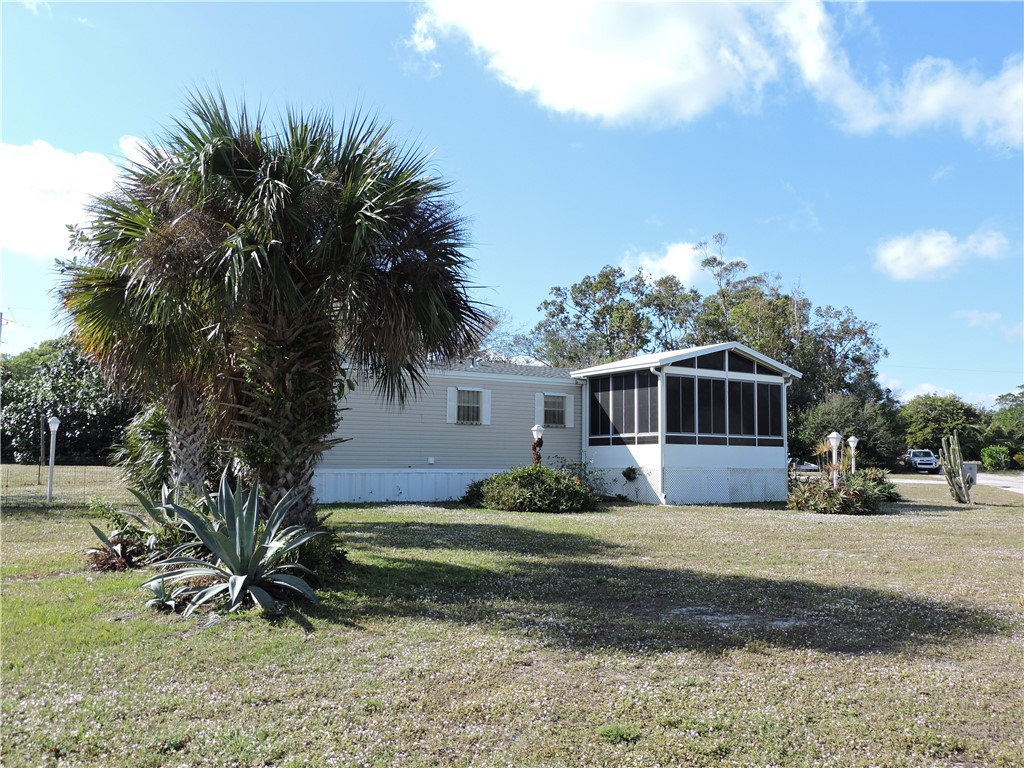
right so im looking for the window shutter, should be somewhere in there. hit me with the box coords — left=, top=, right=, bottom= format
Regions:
left=482, top=390, right=492, bottom=425
left=446, top=387, right=457, bottom=424
left=565, top=395, right=574, bottom=428
left=535, top=393, right=544, bottom=425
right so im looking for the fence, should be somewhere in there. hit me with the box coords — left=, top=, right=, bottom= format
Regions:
left=0, top=464, right=135, bottom=508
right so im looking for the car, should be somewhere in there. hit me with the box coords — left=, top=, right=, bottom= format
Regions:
left=904, top=449, right=940, bottom=473
left=789, top=458, right=819, bottom=472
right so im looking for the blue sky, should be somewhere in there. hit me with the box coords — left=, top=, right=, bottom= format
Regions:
left=1, top=1, right=1021, bottom=407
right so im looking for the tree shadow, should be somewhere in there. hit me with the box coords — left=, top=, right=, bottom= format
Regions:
left=298, top=526, right=1009, bottom=657
left=338, top=521, right=626, bottom=558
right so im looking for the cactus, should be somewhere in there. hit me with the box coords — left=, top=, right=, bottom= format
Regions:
left=939, top=431, right=972, bottom=504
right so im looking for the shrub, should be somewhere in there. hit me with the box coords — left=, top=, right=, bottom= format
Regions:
left=855, top=467, right=901, bottom=501
left=1014, top=452, right=1024, bottom=469
left=461, top=479, right=486, bottom=507
left=478, top=465, right=598, bottom=513
left=548, top=455, right=608, bottom=499
left=981, top=445, right=1011, bottom=471
left=786, top=469, right=895, bottom=515
left=142, top=468, right=325, bottom=615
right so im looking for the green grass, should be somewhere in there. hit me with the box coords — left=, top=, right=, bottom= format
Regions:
left=2, top=482, right=1021, bottom=767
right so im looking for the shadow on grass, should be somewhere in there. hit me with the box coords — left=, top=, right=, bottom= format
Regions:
left=339, top=521, right=624, bottom=558
left=298, top=523, right=1009, bottom=657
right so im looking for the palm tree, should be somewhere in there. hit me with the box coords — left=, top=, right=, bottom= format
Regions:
left=61, top=190, right=225, bottom=495
left=70, top=91, right=488, bottom=525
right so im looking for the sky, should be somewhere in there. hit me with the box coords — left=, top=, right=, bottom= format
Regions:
left=1, top=1, right=1021, bottom=408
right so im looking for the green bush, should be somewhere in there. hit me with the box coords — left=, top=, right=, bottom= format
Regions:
left=787, top=469, right=897, bottom=515
left=981, top=445, right=1011, bottom=471
left=476, top=465, right=598, bottom=513
left=1014, top=452, right=1024, bottom=469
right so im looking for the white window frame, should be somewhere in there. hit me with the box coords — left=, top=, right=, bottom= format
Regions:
left=447, top=387, right=491, bottom=425
left=535, top=392, right=574, bottom=428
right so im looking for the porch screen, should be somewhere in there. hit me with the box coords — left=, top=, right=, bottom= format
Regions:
left=588, top=372, right=658, bottom=446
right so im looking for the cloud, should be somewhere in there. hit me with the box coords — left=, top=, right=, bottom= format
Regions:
left=622, top=241, right=702, bottom=283
left=931, top=165, right=953, bottom=184
left=20, top=1, right=51, bottom=15
left=411, top=2, right=778, bottom=125
left=411, top=1, right=1023, bottom=148
left=874, top=228, right=1008, bottom=280
left=901, top=382, right=956, bottom=402
left=0, top=137, right=141, bottom=260
left=1002, top=323, right=1023, bottom=343
left=955, top=310, right=1002, bottom=328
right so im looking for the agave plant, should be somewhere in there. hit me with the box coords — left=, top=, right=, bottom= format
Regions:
left=142, top=470, right=324, bottom=615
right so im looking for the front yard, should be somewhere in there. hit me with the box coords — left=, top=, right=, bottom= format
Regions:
left=2, top=482, right=1021, bottom=766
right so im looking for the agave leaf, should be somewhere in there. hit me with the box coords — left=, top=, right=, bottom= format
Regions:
left=173, top=506, right=242, bottom=572
left=272, top=561, right=318, bottom=578
left=183, top=583, right=231, bottom=616
left=248, top=585, right=279, bottom=614
left=266, top=572, right=320, bottom=604
left=143, top=565, right=225, bottom=587
left=89, top=523, right=114, bottom=549
left=273, top=529, right=326, bottom=560
left=227, top=574, right=249, bottom=611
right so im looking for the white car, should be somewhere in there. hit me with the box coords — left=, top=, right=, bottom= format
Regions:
left=789, top=459, right=819, bottom=472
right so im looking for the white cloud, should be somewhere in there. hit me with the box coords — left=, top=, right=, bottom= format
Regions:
left=874, top=228, right=1008, bottom=280
left=0, top=138, right=142, bottom=260
left=622, top=241, right=702, bottom=283
left=411, top=2, right=778, bottom=125
left=889, top=55, right=1024, bottom=148
left=955, top=310, right=1001, bottom=328
left=931, top=165, right=953, bottom=184
left=411, top=1, right=1023, bottom=147
left=1003, top=323, right=1024, bottom=343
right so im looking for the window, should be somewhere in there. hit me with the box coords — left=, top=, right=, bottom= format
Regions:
left=457, top=389, right=481, bottom=424
left=728, top=381, right=756, bottom=435
left=446, top=387, right=491, bottom=425
left=587, top=373, right=657, bottom=445
left=544, top=395, right=566, bottom=427
left=757, top=383, right=783, bottom=437
left=666, top=375, right=696, bottom=434
left=697, top=378, right=726, bottom=434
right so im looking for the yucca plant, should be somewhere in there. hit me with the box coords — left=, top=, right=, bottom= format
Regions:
left=142, top=470, right=325, bottom=615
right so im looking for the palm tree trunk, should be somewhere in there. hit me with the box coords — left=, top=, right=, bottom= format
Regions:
left=164, top=382, right=209, bottom=497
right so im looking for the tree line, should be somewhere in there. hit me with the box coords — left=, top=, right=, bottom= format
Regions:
left=480, top=234, right=1023, bottom=468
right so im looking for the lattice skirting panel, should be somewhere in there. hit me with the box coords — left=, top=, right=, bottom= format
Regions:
left=663, top=467, right=787, bottom=505
left=600, top=468, right=664, bottom=505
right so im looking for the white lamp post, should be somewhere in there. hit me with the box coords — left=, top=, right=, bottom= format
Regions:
left=827, top=430, right=842, bottom=489
left=531, top=424, right=545, bottom=466
left=847, top=435, right=859, bottom=474
left=46, top=416, right=60, bottom=502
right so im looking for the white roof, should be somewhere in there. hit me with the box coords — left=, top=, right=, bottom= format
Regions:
left=570, top=341, right=802, bottom=380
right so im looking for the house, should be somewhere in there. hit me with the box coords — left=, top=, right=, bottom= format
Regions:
left=312, top=342, right=800, bottom=505
left=313, top=359, right=582, bottom=504
left=571, top=342, right=801, bottom=505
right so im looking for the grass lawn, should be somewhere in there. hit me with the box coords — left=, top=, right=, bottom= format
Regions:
left=2, top=482, right=1021, bottom=767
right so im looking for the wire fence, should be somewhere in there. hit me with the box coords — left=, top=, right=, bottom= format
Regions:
left=1, top=464, right=135, bottom=508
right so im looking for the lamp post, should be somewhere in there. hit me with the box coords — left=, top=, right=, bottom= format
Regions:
left=531, top=424, right=545, bottom=466
left=46, top=416, right=60, bottom=503
left=847, top=435, right=859, bottom=474
left=827, top=431, right=842, bottom=490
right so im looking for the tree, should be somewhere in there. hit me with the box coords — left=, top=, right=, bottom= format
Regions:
left=795, top=393, right=904, bottom=467
left=0, top=338, right=136, bottom=464
left=68, top=91, right=488, bottom=525
left=901, top=394, right=983, bottom=458
left=60, top=258, right=224, bottom=495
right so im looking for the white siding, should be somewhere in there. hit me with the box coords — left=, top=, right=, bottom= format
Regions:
left=317, top=370, right=583, bottom=473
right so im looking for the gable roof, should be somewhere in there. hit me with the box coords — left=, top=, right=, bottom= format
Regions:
left=569, top=342, right=802, bottom=380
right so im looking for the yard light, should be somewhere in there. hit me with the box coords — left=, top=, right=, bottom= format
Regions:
left=46, top=416, right=60, bottom=503
left=847, top=435, right=859, bottom=474
left=531, top=424, right=545, bottom=466
left=827, top=431, right=842, bottom=489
